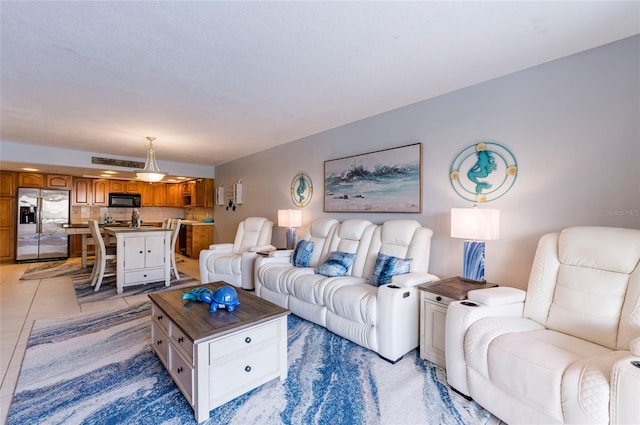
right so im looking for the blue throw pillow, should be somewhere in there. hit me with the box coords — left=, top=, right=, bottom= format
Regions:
left=292, top=239, right=314, bottom=267
left=314, top=251, right=357, bottom=277
left=368, top=253, right=412, bottom=286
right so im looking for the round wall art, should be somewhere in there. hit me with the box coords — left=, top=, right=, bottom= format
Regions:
left=291, top=172, right=313, bottom=208
left=450, top=142, right=518, bottom=203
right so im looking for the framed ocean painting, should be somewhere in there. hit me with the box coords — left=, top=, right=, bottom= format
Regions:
left=324, top=143, right=422, bottom=213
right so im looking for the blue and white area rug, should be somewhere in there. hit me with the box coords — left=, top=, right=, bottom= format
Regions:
left=72, top=271, right=199, bottom=305
left=7, top=302, right=495, bottom=425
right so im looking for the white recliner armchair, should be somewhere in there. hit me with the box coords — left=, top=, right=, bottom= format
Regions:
left=446, top=226, right=640, bottom=424
left=199, top=217, right=274, bottom=290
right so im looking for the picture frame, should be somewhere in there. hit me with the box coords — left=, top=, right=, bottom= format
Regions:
left=324, top=143, right=422, bottom=213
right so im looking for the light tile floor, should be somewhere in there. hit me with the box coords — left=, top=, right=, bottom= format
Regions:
left=0, top=255, right=201, bottom=425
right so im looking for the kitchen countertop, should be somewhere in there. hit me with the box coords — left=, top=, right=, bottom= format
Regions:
left=104, top=226, right=170, bottom=233
left=63, top=220, right=214, bottom=228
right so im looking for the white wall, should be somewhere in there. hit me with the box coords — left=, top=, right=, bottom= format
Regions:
left=212, top=35, right=640, bottom=290
left=0, top=141, right=216, bottom=179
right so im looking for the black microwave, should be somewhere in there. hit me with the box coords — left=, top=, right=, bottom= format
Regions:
left=108, top=193, right=141, bottom=207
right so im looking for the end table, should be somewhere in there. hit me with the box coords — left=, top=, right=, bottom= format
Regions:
left=417, top=277, right=497, bottom=368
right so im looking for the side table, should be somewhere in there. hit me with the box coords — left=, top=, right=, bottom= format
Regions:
left=417, top=277, right=497, bottom=368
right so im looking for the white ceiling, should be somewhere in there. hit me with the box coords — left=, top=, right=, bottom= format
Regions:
left=2, top=1, right=639, bottom=169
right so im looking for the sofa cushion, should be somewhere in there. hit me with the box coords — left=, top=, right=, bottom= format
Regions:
left=325, top=283, right=378, bottom=326
left=292, top=239, right=314, bottom=267
left=315, top=251, right=356, bottom=277
left=368, top=253, right=412, bottom=286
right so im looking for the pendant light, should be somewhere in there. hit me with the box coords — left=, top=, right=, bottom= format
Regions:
left=136, top=136, right=166, bottom=182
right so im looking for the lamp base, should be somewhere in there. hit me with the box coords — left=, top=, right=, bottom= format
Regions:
left=462, top=240, right=486, bottom=283
left=285, top=228, right=297, bottom=250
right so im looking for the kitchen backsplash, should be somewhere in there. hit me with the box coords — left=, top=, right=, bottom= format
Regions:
left=70, top=206, right=214, bottom=224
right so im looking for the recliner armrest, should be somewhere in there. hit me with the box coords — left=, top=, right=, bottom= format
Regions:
left=611, top=349, right=640, bottom=424
left=268, top=249, right=294, bottom=258
left=445, top=290, right=525, bottom=396
left=390, top=272, right=439, bottom=287
left=467, top=287, right=526, bottom=306
left=249, top=244, right=276, bottom=252
left=206, top=243, right=233, bottom=252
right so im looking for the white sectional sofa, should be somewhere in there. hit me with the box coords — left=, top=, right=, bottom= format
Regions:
left=254, top=218, right=438, bottom=362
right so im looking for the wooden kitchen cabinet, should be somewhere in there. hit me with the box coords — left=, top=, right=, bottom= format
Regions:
left=0, top=197, right=15, bottom=262
left=0, top=171, right=17, bottom=196
left=127, top=180, right=141, bottom=193
left=166, top=183, right=180, bottom=207
left=185, top=224, right=214, bottom=258
left=46, top=174, right=72, bottom=189
left=69, top=234, right=84, bottom=258
left=72, top=178, right=92, bottom=205
left=181, top=179, right=214, bottom=207
left=108, top=180, right=127, bottom=193
left=19, top=173, right=44, bottom=188
left=93, top=179, right=108, bottom=205
left=154, top=183, right=167, bottom=206
left=1, top=171, right=17, bottom=262
left=194, top=178, right=214, bottom=208
left=140, top=183, right=154, bottom=207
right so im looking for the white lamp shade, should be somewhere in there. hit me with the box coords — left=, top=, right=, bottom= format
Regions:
left=278, top=209, right=302, bottom=228
left=451, top=208, right=500, bottom=241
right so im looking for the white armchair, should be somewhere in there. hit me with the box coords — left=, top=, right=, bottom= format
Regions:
left=445, top=226, right=640, bottom=424
left=199, top=217, right=274, bottom=290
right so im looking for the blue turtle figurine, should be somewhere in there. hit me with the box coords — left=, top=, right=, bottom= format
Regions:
left=202, top=286, right=240, bottom=312
left=182, top=287, right=214, bottom=301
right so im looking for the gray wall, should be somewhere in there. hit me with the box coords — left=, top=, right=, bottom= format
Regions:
left=213, top=35, right=640, bottom=290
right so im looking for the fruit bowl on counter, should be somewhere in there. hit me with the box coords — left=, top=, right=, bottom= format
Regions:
left=202, top=218, right=214, bottom=223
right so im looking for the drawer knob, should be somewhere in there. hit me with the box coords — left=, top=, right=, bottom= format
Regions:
left=139, top=250, right=143, bottom=254
left=245, top=337, right=251, bottom=344
left=177, top=366, right=183, bottom=374
left=156, top=340, right=162, bottom=345
left=148, top=250, right=151, bottom=253
left=157, top=315, right=163, bottom=321
left=245, top=365, right=252, bottom=373
left=436, top=296, right=442, bottom=302
left=178, top=336, right=184, bottom=343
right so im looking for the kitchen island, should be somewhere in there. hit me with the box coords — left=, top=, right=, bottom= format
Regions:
left=104, top=227, right=172, bottom=294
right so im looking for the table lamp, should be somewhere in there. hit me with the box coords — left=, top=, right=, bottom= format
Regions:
left=451, top=207, right=500, bottom=283
left=278, top=209, right=302, bottom=250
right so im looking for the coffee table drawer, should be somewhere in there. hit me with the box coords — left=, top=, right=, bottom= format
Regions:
left=151, top=304, right=170, bottom=333
left=210, top=341, right=280, bottom=402
left=170, top=345, right=194, bottom=404
left=170, top=323, right=194, bottom=362
left=151, top=322, right=169, bottom=366
left=209, top=320, right=279, bottom=362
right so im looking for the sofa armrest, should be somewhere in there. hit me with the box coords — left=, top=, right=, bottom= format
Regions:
left=390, top=272, right=439, bottom=287
left=610, top=346, right=640, bottom=424
left=254, top=254, right=294, bottom=296
left=206, top=243, right=233, bottom=252
left=240, top=251, right=259, bottom=290
left=249, top=244, right=276, bottom=252
left=445, top=288, right=525, bottom=396
left=267, top=249, right=294, bottom=258
left=376, top=284, right=421, bottom=362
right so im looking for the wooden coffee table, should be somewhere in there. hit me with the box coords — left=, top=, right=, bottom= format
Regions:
left=149, top=282, right=290, bottom=423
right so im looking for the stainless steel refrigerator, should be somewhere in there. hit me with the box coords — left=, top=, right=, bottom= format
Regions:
left=16, top=188, right=70, bottom=261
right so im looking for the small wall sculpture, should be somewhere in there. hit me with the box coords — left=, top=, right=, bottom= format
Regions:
left=450, top=142, right=518, bottom=203
left=291, top=172, right=313, bottom=208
